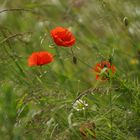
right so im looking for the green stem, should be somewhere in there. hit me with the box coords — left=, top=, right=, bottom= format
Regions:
left=55, top=46, right=66, bottom=72
left=109, top=80, right=113, bottom=140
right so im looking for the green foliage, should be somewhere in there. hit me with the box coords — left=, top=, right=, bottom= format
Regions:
left=0, top=0, right=140, bottom=139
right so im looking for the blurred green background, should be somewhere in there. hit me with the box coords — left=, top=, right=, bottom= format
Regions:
left=0, top=0, right=140, bottom=139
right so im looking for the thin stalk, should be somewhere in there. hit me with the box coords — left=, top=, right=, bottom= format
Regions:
left=0, top=30, right=26, bottom=77
left=68, top=48, right=93, bottom=69
left=109, top=81, right=113, bottom=140
left=55, top=46, right=66, bottom=72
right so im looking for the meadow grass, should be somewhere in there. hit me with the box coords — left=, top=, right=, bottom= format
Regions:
left=0, top=0, right=140, bottom=139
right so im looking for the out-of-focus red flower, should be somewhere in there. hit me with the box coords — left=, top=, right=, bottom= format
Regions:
left=28, top=51, right=53, bottom=67
left=50, top=27, right=75, bottom=47
left=93, top=61, right=116, bottom=80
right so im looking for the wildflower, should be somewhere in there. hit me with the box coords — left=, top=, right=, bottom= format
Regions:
left=73, top=99, right=88, bottom=111
left=50, top=27, right=75, bottom=47
left=94, top=61, right=116, bottom=80
left=28, top=51, right=53, bottom=67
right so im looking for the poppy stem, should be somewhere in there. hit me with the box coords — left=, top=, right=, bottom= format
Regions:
left=109, top=80, right=113, bottom=140
left=70, top=47, right=74, bottom=56
left=66, top=48, right=93, bottom=68
left=77, top=57, right=93, bottom=69
left=55, top=46, right=66, bottom=72
left=71, top=47, right=78, bottom=64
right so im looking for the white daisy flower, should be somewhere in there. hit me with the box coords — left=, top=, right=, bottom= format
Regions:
left=73, top=99, right=88, bottom=111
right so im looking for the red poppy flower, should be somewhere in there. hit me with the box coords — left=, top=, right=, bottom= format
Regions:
left=28, top=51, right=54, bottom=67
left=50, top=27, right=76, bottom=47
left=93, top=61, right=116, bottom=80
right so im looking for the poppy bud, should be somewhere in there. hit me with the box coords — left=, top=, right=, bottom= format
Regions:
left=73, top=56, right=77, bottom=64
